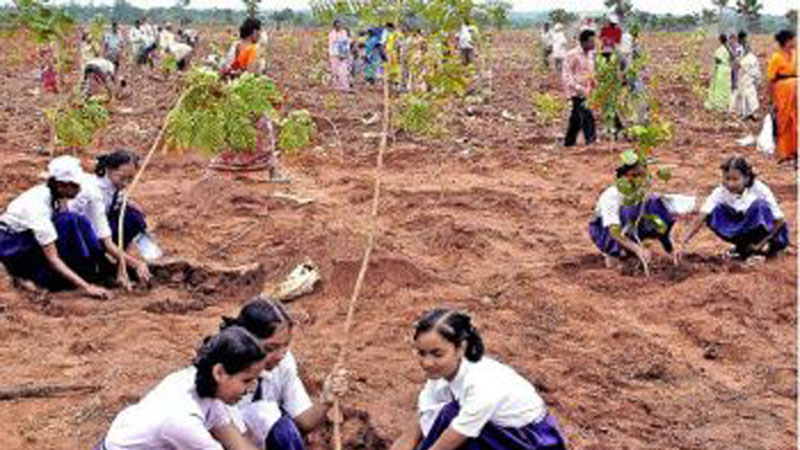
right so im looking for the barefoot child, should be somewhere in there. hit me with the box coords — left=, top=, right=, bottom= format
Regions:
left=589, top=161, right=677, bottom=268
left=98, top=326, right=264, bottom=450
left=391, top=309, right=567, bottom=450
left=220, top=297, right=347, bottom=449
left=679, top=155, right=789, bottom=261
left=0, top=156, right=111, bottom=299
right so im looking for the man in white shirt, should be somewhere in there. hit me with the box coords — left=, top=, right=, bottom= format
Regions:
left=540, top=22, right=553, bottom=69
left=458, top=20, right=478, bottom=65
left=551, top=23, right=567, bottom=72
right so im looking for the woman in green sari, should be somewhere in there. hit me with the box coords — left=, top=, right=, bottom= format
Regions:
left=705, top=34, right=733, bottom=111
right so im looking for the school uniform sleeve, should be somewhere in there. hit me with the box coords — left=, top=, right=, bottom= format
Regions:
left=160, top=413, right=225, bottom=450
left=598, top=187, right=622, bottom=228
left=753, top=181, right=784, bottom=219
left=84, top=191, right=112, bottom=240
left=280, top=352, right=313, bottom=418
left=700, top=186, right=725, bottom=215
left=449, top=382, right=502, bottom=438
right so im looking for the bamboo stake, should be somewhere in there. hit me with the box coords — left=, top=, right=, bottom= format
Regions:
left=116, top=92, right=187, bottom=285
left=331, top=57, right=391, bottom=450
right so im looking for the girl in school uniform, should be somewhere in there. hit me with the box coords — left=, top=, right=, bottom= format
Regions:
left=219, top=297, right=348, bottom=450
left=588, top=162, right=678, bottom=268
left=391, top=309, right=567, bottom=450
left=679, top=155, right=789, bottom=262
left=99, top=326, right=265, bottom=450
left=0, top=156, right=111, bottom=299
left=69, top=149, right=153, bottom=289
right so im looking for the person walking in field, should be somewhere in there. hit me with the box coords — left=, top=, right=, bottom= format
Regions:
left=730, top=33, right=760, bottom=121
left=562, top=29, right=597, bottom=147
left=679, top=155, right=789, bottom=264
left=551, top=23, right=567, bottom=73
left=389, top=309, right=567, bottom=450
left=329, top=19, right=352, bottom=92
left=222, top=17, right=263, bottom=79
left=540, top=22, right=553, bottom=69
left=705, top=34, right=733, bottom=111
left=458, top=19, right=478, bottom=66
left=103, top=21, right=123, bottom=70
left=766, top=29, right=797, bottom=165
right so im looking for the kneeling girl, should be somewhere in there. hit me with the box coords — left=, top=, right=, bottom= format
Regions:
left=391, top=309, right=567, bottom=450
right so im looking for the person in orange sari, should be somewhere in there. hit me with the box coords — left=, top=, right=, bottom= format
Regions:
left=767, top=30, right=797, bottom=164
left=221, top=17, right=261, bottom=79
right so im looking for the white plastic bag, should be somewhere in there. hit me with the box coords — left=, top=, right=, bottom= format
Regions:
left=757, top=113, right=775, bottom=155
left=271, top=259, right=320, bottom=302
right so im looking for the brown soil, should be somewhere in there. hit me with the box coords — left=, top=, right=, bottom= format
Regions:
left=0, top=29, right=795, bottom=449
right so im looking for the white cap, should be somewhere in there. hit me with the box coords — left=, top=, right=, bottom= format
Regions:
left=47, top=155, right=84, bottom=184
left=608, top=14, right=619, bottom=23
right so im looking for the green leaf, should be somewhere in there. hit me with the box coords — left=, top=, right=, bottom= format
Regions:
left=644, top=214, right=668, bottom=235
left=656, top=166, right=673, bottom=182
left=620, top=150, right=639, bottom=166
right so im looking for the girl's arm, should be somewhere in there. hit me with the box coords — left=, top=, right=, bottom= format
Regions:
left=427, top=427, right=468, bottom=450
left=41, top=243, right=111, bottom=299
left=608, top=225, right=651, bottom=261
left=679, top=213, right=708, bottom=246
left=755, top=218, right=785, bottom=251
left=293, top=402, right=331, bottom=434
left=389, top=417, right=423, bottom=450
left=211, top=424, right=260, bottom=450
left=99, top=237, right=151, bottom=286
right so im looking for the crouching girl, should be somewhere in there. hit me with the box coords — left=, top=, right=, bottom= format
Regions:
left=680, top=155, right=789, bottom=262
left=221, top=297, right=348, bottom=449
left=0, top=156, right=111, bottom=299
left=98, top=326, right=265, bottom=450
left=588, top=161, right=677, bottom=268
left=391, top=309, right=567, bottom=450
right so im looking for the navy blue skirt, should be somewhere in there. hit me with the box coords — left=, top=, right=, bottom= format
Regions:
left=0, top=212, right=113, bottom=290
left=418, top=401, right=567, bottom=450
left=588, top=196, right=675, bottom=257
left=108, top=205, right=147, bottom=250
left=706, top=199, right=789, bottom=257
left=264, top=414, right=305, bottom=450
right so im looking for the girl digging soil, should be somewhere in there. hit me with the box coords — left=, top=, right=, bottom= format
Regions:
left=98, top=326, right=264, bottom=450
left=678, top=155, right=789, bottom=265
left=391, top=309, right=567, bottom=450
left=220, top=297, right=348, bottom=450
left=0, top=156, right=111, bottom=299
left=69, top=149, right=155, bottom=290
left=588, top=162, right=678, bottom=270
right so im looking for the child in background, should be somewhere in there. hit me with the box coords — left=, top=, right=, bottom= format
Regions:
left=390, top=309, right=567, bottom=450
left=679, top=155, right=789, bottom=263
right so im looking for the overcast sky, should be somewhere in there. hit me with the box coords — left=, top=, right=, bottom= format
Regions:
left=2, top=0, right=793, bottom=15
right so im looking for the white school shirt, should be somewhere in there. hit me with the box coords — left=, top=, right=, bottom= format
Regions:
left=459, top=25, right=477, bottom=50
left=232, top=351, right=313, bottom=446
left=593, top=185, right=624, bottom=228
left=700, top=180, right=784, bottom=219
left=551, top=31, right=567, bottom=59
left=417, top=357, right=547, bottom=438
left=104, top=367, right=233, bottom=450
left=170, top=42, right=193, bottom=61
left=0, top=185, right=58, bottom=245
left=68, top=174, right=114, bottom=240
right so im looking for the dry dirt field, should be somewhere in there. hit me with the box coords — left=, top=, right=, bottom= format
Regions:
left=0, top=28, right=795, bottom=449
